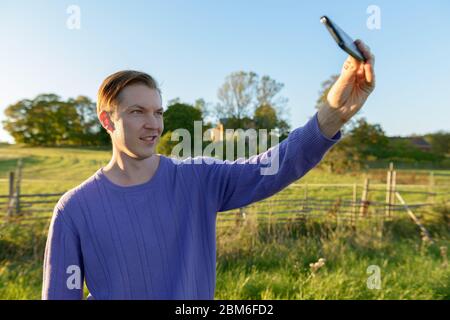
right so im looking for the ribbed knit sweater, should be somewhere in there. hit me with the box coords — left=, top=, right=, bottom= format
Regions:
left=42, top=112, right=341, bottom=299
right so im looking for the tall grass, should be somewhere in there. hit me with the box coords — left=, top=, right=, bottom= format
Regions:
left=0, top=145, right=449, bottom=299
left=1, top=209, right=448, bottom=299
left=215, top=206, right=450, bottom=300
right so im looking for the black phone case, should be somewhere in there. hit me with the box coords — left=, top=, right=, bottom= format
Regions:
left=320, top=16, right=366, bottom=62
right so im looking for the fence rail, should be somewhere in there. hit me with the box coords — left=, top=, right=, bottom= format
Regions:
left=1, top=161, right=449, bottom=243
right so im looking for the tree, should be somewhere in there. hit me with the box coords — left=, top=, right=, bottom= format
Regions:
left=194, top=98, right=212, bottom=120
left=425, top=131, right=450, bottom=156
left=160, top=101, right=206, bottom=156
left=215, top=71, right=290, bottom=136
left=256, top=75, right=288, bottom=117
left=254, top=104, right=277, bottom=130
left=318, top=118, right=389, bottom=173
left=318, top=137, right=363, bottom=173
left=156, top=131, right=177, bottom=156
left=216, top=71, right=258, bottom=126
left=3, top=94, right=109, bottom=146
left=162, top=102, right=203, bottom=136
left=348, top=118, right=390, bottom=161
left=3, top=94, right=75, bottom=146
left=253, top=104, right=289, bottom=142
left=69, top=96, right=106, bottom=144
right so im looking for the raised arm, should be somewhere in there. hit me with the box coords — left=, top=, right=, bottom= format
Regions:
left=201, top=39, right=375, bottom=213
left=200, top=111, right=341, bottom=212
left=318, top=39, right=376, bottom=138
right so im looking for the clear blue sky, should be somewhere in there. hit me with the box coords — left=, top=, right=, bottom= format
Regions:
left=1, top=0, right=449, bottom=143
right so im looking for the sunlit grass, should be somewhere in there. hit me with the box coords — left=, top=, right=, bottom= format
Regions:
left=0, top=145, right=449, bottom=299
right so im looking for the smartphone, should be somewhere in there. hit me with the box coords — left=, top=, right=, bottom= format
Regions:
left=320, top=15, right=366, bottom=62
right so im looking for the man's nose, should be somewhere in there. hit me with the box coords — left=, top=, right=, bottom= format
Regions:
left=143, top=114, right=160, bottom=129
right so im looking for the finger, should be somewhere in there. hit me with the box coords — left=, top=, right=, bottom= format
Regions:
left=355, top=39, right=376, bottom=86
left=355, top=39, right=374, bottom=66
left=357, top=63, right=365, bottom=77
left=364, top=62, right=375, bottom=86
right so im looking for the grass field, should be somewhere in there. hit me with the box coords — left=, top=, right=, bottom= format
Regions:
left=0, top=145, right=449, bottom=299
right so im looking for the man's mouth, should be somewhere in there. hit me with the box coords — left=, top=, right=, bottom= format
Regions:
left=139, top=135, right=158, bottom=143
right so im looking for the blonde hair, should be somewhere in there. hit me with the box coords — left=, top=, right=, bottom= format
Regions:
left=97, top=70, right=161, bottom=116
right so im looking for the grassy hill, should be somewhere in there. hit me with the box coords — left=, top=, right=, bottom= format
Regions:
left=0, top=145, right=449, bottom=299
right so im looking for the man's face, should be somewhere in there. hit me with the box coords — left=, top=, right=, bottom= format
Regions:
left=102, top=84, right=164, bottom=160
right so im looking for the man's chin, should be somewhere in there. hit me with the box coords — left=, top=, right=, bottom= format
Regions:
left=137, top=149, right=156, bottom=159
left=128, top=146, right=157, bottom=160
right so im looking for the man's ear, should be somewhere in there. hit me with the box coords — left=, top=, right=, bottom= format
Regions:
left=99, top=111, right=115, bottom=133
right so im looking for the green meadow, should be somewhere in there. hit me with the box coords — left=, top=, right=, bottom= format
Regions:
left=0, top=145, right=448, bottom=299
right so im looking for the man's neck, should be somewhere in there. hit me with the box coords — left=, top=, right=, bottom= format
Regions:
left=102, top=153, right=161, bottom=187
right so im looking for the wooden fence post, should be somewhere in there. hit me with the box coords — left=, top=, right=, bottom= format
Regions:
left=385, top=162, right=396, bottom=219
left=335, top=197, right=341, bottom=230
left=359, top=178, right=370, bottom=217
left=15, top=159, right=23, bottom=215
left=303, top=183, right=308, bottom=213
left=385, top=168, right=392, bottom=218
left=428, top=171, right=435, bottom=204
left=391, top=170, right=396, bottom=216
left=395, top=191, right=434, bottom=244
left=268, top=199, right=272, bottom=235
left=352, top=183, right=357, bottom=228
left=236, top=209, right=241, bottom=226
left=236, top=207, right=246, bottom=227
left=7, top=172, right=15, bottom=217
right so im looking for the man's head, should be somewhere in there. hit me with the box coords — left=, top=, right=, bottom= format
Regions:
left=97, top=70, right=164, bottom=160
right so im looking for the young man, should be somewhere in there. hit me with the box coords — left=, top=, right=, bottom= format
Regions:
left=42, top=40, right=375, bottom=299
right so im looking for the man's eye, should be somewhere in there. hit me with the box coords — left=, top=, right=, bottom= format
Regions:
left=156, top=111, right=164, bottom=116
left=131, top=110, right=142, bottom=114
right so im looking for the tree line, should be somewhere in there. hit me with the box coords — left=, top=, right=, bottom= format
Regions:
left=2, top=72, right=449, bottom=171
left=315, top=75, right=450, bottom=172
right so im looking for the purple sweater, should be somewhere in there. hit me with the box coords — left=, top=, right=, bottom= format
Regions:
left=42, top=112, right=341, bottom=300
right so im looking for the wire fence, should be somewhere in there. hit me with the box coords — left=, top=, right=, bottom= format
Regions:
left=1, top=160, right=449, bottom=241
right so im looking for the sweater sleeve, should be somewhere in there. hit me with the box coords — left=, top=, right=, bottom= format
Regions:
left=42, top=205, right=84, bottom=300
left=203, top=112, right=342, bottom=212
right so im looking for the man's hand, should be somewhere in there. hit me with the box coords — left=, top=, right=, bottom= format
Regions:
left=318, top=40, right=376, bottom=138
